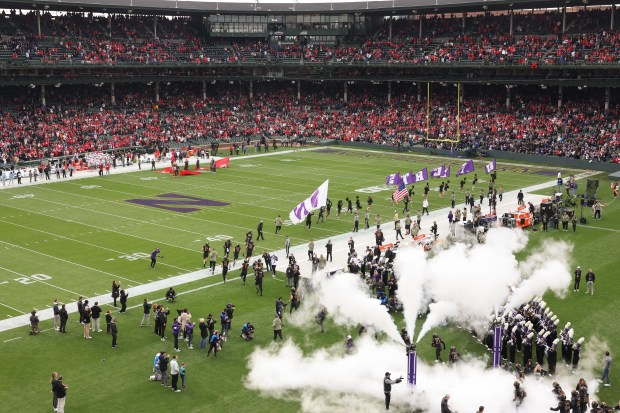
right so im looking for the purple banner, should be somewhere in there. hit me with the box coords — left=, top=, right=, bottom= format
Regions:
left=492, top=326, right=502, bottom=368
left=386, top=172, right=402, bottom=186
left=411, top=168, right=428, bottom=183
left=402, top=171, right=414, bottom=185
left=484, top=159, right=497, bottom=174
left=456, top=160, right=475, bottom=177
left=407, top=351, right=417, bottom=385
left=430, top=165, right=450, bottom=178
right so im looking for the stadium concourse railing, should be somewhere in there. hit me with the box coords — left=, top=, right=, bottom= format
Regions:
left=2, top=60, right=620, bottom=68
left=330, top=140, right=620, bottom=173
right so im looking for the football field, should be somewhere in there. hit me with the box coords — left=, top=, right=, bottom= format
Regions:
left=0, top=147, right=618, bottom=412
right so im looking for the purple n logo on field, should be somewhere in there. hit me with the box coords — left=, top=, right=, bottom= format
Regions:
left=126, top=193, right=229, bottom=213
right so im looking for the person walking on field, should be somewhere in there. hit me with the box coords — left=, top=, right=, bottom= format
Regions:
left=600, top=351, right=612, bottom=387
left=257, top=220, right=265, bottom=241
left=273, top=315, right=283, bottom=341
left=209, top=249, right=218, bottom=274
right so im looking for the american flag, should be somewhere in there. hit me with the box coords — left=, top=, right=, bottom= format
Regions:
left=393, top=182, right=408, bottom=203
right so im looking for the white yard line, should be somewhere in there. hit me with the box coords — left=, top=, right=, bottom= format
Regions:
left=0, top=302, right=25, bottom=314
left=3, top=336, right=22, bottom=343
left=579, top=225, right=620, bottom=233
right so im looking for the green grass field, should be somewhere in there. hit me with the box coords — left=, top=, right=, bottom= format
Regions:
left=0, top=147, right=618, bottom=412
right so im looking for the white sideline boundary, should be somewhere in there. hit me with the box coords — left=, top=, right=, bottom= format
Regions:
left=0, top=146, right=601, bottom=334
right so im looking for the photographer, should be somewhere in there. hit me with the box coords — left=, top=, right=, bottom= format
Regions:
left=241, top=322, right=255, bottom=340
left=165, top=288, right=176, bottom=303
left=383, top=372, right=403, bottom=411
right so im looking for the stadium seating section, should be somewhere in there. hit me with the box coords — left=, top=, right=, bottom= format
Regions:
left=0, top=8, right=618, bottom=164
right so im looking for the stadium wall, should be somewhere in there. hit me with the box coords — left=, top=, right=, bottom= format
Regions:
left=332, top=141, right=620, bottom=173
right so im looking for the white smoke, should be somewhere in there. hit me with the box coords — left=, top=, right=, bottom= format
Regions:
left=416, top=301, right=459, bottom=342
left=412, top=228, right=529, bottom=341
left=313, top=272, right=402, bottom=343
left=246, top=337, right=561, bottom=413
left=245, top=227, right=586, bottom=412
left=505, top=240, right=572, bottom=311
left=394, top=247, right=428, bottom=338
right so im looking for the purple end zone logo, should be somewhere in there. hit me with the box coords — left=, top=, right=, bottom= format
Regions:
left=126, top=193, right=229, bottom=213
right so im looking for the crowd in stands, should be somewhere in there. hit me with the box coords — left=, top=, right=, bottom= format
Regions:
left=1, top=8, right=619, bottom=65
left=0, top=83, right=617, bottom=164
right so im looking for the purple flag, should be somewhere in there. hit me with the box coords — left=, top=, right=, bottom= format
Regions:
left=430, top=165, right=446, bottom=178
left=402, top=171, right=414, bottom=185
left=484, top=159, right=497, bottom=174
left=410, top=168, right=428, bottom=183
left=456, top=160, right=475, bottom=177
left=386, top=172, right=402, bottom=186
left=442, top=166, right=451, bottom=178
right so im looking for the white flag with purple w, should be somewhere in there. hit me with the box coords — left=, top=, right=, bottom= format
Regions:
left=289, top=180, right=329, bottom=224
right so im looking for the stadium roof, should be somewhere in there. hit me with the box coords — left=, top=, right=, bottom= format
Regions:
left=2, top=0, right=617, bottom=15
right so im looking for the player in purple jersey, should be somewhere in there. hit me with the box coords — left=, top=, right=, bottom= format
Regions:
left=151, top=248, right=161, bottom=269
